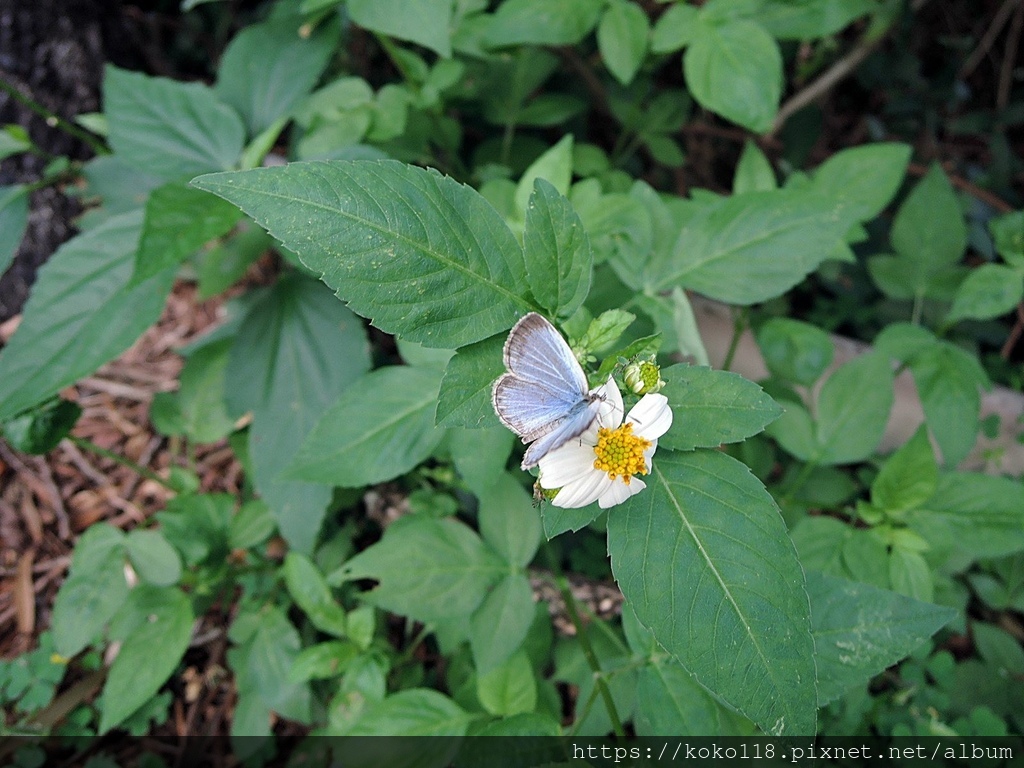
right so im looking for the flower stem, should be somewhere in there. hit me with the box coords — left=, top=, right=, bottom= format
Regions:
left=68, top=435, right=176, bottom=492
left=544, top=543, right=626, bottom=737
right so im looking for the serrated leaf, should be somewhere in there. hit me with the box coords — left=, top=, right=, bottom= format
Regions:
left=598, top=0, right=650, bottom=85
left=133, top=184, right=241, bottom=284
left=125, top=530, right=182, bottom=587
left=51, top=524, right=129, bottom=657
left=486, top=0, right=604, bottom=47
left=225, top=275, right=371, bottom=553
left=349, top=0, right=453, bottom=58
left=470, top=574, right=536, bottom=673
left=104, top=65, right=245, bottom=181
left=334, top=516, right=504, bottom=622
left=287, top=366, right=445, bottom=487
left=0, top=211, right=175, bottom=422
left=0, top=185, right=28, bottom=276
left=435, top=334, right=505, bottom=428
left=215, top=15, right=338, bottom=134
left=683, top=18, right=781, bottom=133
left=813, top=351, right=894, bottom=465
left=608, top=449, right=816, bottom=736
left=193, top=161, right=531, bottom=347
left=98, top=586, right=193, bottom=733
left=284, top=553, right=347, bottom=637
left=947, top=263, right=1024, bottom=323
left=652, top=190, right=849, bottom=304
left=808, top=571, right=955, bottom=706
left=635, top=660, right=753, bottom=736
left=523, top=179, right=592, bottom=319
left=660, top=364, right=782, bottom=451
left=515, top=135, right=574, bottom=219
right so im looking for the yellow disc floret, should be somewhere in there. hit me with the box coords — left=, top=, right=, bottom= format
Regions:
left=593, top=422, right=652, bottom=484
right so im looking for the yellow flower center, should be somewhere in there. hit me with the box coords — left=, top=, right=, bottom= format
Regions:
left=593, top=422, right=651, bottom=484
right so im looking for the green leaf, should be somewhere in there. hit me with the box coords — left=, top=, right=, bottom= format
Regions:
left=239, top=606, right=311, bottom=722
left=348, top=689, right=471, bottom=736
left=349, top=0, right=453, bottom=57
left=450, top=426, right=515, bottom=495
left=229, top=500, right=276, bottom=550
left=733, top=141, right=776, bottom=194
left=973, top=623, right=1024, bottom=677
left=486, top=0, right=604, bottom=47
left=334, top=517, right=504, bottom=622
left=51, top=524, right=128, bottom=657
left=0, top=211, right=175, bottom=422
left=226, top=275, right=371, bottom=553
left=598, top=0, right=650, bottom=85
left=472, top=712, right=562, bottom=736
left=990, top=210, right=1024, bottom=267
left=651, top=3, right=699, bottom=53
left=890, top=164, right=967, bottom=280
left=215, top=15, right=338, bottom=134
left=608, top=449, right=816, bottom=736
left=103, top=65, right=245, bottom=181
left=889, top=547, right=933, bottom=602
left=98, top=586, right=193, bottom=733
left=907, top=473, right=1024, bottom=565
left=807, top=143, right=910, bottom=226
left=756, top=317, right=834, bottom=387
left=435, top=334, right=505, bottom=428
left=125, top=530, right=182, bottom=587
left=0, top=125, right=31, bottom=160
left=289, top=641, right=360, bottom=683
left=193, top=161, right=531, bottom=347
left=476, top=650, right=536, bottom=716
left=470, top=574, right=536, bottom=673
left=133, top=184, right=241, bottom=284
left=283, top=553, right=347, bottom=637
left=80, top=156, right=163, bottom=223
left=1, top=397, right=81, bottom=455
left=635, top=660, right=753, bottom=735
left=807, top=571, right=955, bottom=706
left=287, top=366, right=445, bottom=487
left=515, top=135, right=574, bottom=219
left=0, top=185, right=29, bottom=276
left=659, top=364, right=783, bottom=451
left=477, top=473, right=541, bottom=567
left=871, top=426, right=938, bottom=518
left=756, top=0, right=877, bottom=40
left=577, top=308, right=635, bottom=354
left=523, top=179, right=592, bottom=319
left=947, top=263, right=1024, bottom=323
left=197, top=225, right=273, bottom=300
left=813, top=351, right=894, bottom=465
left=651, top=190, right=849, bottom=304
left=174, top=339, right=236, bottom=444
left=684, top=18, right=781, bottom=133
left=157, top=493, right=233, bottom=567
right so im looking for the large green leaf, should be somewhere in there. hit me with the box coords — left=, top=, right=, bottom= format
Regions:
left=0, top=211, right=175, bottom=422
left=890, top=164, right=966, bottom=283
left=477, top=473, right=541, bottom=568
left=236, top=606, right=311, bottom=723
left=348, top=689, right=472, bottom=736
left=435, top=334, right=505, bottom=428
left=608, top=450, right=816, bottom=735
left=104, top=65, right=245, bottom=181
left=807, top=143, right=911, bottom=227
left=909, top=343, right=987, bottom=466
left=808, top=571, right=955, bottom=706
left=755, top=0, right=876, bottom=40
left=812, top=351, right=894, bottom=465
left=215, top=15, right=338, bottom=134
left=98, top=586, right=194, bottom=733
left=470, top=574, right=536, bottom=673
left=133, top=184, right=242, bottom=284
left=51, top=524, right=129, bottom=658
left=349, top=0, right=453, bottom=58
left=683, top=18, right=781, bottom=133
left=334, top=516, right=505, bottom=622
left=287, top=366, right=446, bottom=487
left=597, top=0, right=650, bottom=85
left=0, top=185, right=28, bottom=275
left=756, top=317, right=834, bottom=387
left=523, top=179, right=592, bottom=319
left=947, top=263, right=1024, bottom=324
left=651, top=190, right=849, bottom=304
left=635, top=661, right=753, bottom=736
left=486, top=0, right=604, bottom=47
left=193, top=161, right=531, bottom=347
left=283, top=553, right=347, bottom=637
left=659, top=364, right=782, bottom=451
left=226, top=275, right=370, bottom=553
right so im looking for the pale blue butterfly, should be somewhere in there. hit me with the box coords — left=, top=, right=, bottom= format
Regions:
left=492, top=313, right=603, bottom=470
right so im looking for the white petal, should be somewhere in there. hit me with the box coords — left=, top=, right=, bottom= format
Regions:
left=553, top=469, right=612, bottom=509
left=593, top=376, right=624, bottom=429
left=627, top=393, right=672, bottom=440
left=538, top=440, right=597, bottom=488
left=598, top=476, right=646, bottom=508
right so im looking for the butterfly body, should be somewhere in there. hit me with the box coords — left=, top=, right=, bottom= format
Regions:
left=492, top=313, right=602, bottom=469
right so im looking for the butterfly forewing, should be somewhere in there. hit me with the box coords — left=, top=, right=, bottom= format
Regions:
left=493, top=373, right=580, bottom=441
left=520, top=397, right=602, bottom=469
left=503, top=313, right=589, bottom=394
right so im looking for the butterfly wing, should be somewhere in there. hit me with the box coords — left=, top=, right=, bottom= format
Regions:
left=503, top=313, right=589, bottom=395
left=493, top=372, right=581, bottom=441
left=520, top=396, right=602, bottom=469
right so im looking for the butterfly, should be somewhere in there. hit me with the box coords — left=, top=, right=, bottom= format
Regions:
left=492, top=313, right=603, bottom=469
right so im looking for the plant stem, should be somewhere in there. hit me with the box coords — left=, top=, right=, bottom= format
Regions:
left=721, top=309, right=747, bottom=372
left=911, top=289, right=925, bottom=326
left=0, top=78, right=108, bottom=156
left=544, top=543, right=626, bottom=738
left=68, top=435, right=176, bottom=492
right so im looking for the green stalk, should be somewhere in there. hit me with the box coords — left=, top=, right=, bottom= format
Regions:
left=69, top=435, right=176, bottom=492
left=0, top=78, right=108, bottom=156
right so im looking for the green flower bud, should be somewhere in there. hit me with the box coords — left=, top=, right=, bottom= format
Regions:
left=623, top=359, right=665, bottom=395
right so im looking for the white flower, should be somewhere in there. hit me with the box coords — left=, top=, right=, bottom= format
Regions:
left=538, top=376, right=673, bottom=509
